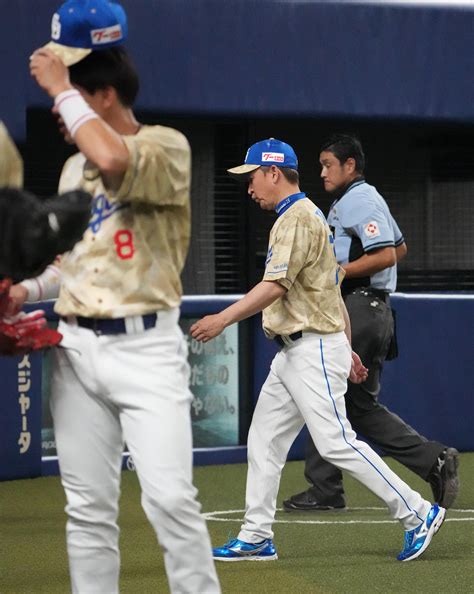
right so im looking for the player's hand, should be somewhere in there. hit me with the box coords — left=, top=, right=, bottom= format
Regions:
left=6, top=284, right=29, bottom=316
left=190, top=314, right=226, bottom=343
left=29, top=48, right=73, bottom=98
left=2, top=310, right=47, bottom=335
left=349, top=350, right=368, bottom=384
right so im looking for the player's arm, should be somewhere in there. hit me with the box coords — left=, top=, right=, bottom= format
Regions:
left=29, top=48, right=129, bottom=189
left=64, top=117, right=128, bottom=189
left=396, top=241, right=407, bottom=262
left=342, top=246, right=396, bottom=278
left=7, top=265, right=61, bottom=316
left=190, top=281, right=286, bottom=342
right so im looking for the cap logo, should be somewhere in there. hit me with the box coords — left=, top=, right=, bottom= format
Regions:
left=91, top=24, right=123, bottom=45
left=51, top=13, right=61, bottom=40
left=262, top=152, right=284, bottom=163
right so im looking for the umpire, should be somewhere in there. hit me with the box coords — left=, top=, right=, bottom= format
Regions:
left=284, top=134, right=459, bottom=512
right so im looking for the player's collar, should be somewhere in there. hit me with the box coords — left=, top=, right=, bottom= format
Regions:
left=275, top=192, right=306, bottom=217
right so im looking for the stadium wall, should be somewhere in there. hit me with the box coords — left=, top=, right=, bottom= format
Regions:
left=1, top=294, right=472, bottom=481
left=1, top=0, right=473, bottom=140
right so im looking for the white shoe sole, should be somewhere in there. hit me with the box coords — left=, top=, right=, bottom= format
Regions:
left=214, top=554, right=278, bottom=562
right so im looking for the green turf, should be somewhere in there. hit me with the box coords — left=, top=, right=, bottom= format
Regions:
left=1, top=454, right=473, bottom=593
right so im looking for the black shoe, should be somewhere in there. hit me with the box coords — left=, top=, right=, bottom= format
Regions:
left=282, top=490, right=346, bottom=512
left=428, top=447, right=460, bottom=509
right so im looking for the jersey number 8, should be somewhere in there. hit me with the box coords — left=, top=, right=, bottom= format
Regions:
left=114, top=230, right=135, bottom=260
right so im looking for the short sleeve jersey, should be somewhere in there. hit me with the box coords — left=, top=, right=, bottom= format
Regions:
left=262, top=195, right=345, bottom=338
left=54, top=125, right=191, bottom=318
left=327, top=180, right=404, bottom=293
left=0, top=122, right=23, bottom=188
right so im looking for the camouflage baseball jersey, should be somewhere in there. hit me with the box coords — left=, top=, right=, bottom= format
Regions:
left=0, top=122, right=23, bottom=188
left=54, top=124, right=191, bottom=318
left=262, top=196, right=345, bottom=338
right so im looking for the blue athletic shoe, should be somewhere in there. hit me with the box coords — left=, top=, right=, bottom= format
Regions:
left=213, top=538, right=278, bottom=562
left=397, top=504, right=446, bottom=561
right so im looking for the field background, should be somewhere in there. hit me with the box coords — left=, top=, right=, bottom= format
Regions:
left=1, top=454, right=473, bottom=593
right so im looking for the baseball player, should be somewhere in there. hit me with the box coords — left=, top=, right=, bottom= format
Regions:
left=284, top=134, right=459, bottom=513
left=191, top=138, right=446, bottom=562
left=12, top=1, right=221, bottom=592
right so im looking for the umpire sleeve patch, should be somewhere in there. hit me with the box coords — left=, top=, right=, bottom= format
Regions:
left=363, top=221, right=381, bottom=239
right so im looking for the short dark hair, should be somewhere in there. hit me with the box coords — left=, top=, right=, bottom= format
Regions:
left=69, top=47, right=139, bottom=107
left=261, top=166, right=299, bottom=185
left=320, top=134, right=365, bottom=173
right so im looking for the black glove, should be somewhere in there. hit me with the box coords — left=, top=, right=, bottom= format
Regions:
left=0, top=188, right=91, bottom=282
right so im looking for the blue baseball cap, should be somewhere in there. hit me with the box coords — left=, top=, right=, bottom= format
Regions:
left=227, top=138, right=298, bottom=177
left=42, top=0, right=128, bottom=66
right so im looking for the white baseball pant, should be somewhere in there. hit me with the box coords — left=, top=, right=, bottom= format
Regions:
left=50, top=310, right=220, bottom=594
left=238, top=331, right=431, bottom=543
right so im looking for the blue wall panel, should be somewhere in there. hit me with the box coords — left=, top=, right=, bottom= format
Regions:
left=381, top=295, right=473, bottom=452
left=0, top=353, right=42, bottom=480
left=2, top=0, right=473, bottom=140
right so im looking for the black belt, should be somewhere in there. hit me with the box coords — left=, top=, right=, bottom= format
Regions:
left=62, top=313, right=158, bottom=335
left=350, top=287, right=390, bottom=302
left=369, top=288, right=389, bottom=300
left=274, top=331, right=303, bottom=348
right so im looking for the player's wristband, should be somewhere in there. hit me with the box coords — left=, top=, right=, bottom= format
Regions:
left=20, top=265, right=61, bottom=302
left=54, top=89, right=99, bottom=138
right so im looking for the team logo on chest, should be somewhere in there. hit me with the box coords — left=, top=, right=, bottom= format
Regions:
left=89, top=194, right=129, bottom=234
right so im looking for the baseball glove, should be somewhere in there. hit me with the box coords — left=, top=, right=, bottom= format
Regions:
left=0, top=187, right=91, bottom=282
left=0, top=277, right=62, bottom=356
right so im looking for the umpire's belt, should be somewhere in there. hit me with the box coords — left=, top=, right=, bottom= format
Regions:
left=274, top=331, right=303, bottom=348
left=350, top=287, right=390, bottom=303
left=62, top=313, right=158, bottom=336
